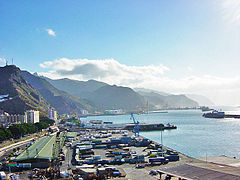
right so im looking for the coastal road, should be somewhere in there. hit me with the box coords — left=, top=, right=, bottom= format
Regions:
left=0, top=142, right=32, bottom=162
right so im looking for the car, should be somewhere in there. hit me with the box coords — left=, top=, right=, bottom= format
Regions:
left=149, top=170, right=158, bottom=175
left=112, top=171, right=121, bottom=177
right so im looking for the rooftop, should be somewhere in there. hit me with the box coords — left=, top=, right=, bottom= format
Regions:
left=15, top=132, right=66, bottom=161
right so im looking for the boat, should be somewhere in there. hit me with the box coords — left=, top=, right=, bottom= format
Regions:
left=202, top=110, right=225, bottom=118
left=164, top=123, right=177, bottom=129
left=150, top=110, right=168, bottom=114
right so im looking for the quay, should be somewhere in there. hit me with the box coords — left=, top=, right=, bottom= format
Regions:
left=124, top=123, right=177, bottom=131
left=1, top=125, right=240, bottom=179
left=224, top=114, right=240, bottom=118
left=80, top=121, right=177, bottom=131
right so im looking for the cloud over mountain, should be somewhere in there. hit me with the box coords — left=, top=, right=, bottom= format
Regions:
left=40, top=58, right=240, bottom=106
left=40, top=58, right=169, bottom=84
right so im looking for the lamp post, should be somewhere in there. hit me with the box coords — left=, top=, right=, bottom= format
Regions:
left=161, top=128, right=163, bottom=156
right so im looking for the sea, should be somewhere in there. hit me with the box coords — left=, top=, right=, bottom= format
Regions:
left=82, top=107, right=240, bottom=159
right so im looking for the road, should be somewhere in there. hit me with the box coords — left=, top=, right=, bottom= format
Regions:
left=60, top=146, right=73, bottom=172
left=0, top=142, right=31, bottom=162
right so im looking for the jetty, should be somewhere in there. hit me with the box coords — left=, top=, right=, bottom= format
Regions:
left=124, top=123, right=177, bottom=131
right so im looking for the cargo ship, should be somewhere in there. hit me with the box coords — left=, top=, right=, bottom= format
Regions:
left=203, top=110, right=225, bottom=118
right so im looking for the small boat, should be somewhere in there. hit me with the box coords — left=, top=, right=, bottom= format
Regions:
left=164, top=123, right=177, bottom=129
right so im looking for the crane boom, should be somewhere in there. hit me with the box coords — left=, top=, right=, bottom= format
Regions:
left=130, top=113, right=139, bottom=136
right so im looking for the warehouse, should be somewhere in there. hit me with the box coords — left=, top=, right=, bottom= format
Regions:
left=14, top=132, right=66, bottom=168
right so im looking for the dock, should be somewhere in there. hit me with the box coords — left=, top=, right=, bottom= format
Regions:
left=124, top=123, right=177, bottom=131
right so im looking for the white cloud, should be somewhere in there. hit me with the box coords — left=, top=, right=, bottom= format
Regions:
left=46, top=29, right=56, bottom=36
left=40, top=58, right=169, bottom=81
left=39, top=58, right=240, bottom=106
left=221, top=0, right=240, bottom=26
left=0, top=58, right=6, bottom=64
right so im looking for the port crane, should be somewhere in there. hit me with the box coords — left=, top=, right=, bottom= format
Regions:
left=130, top=113, right=139, bottom=136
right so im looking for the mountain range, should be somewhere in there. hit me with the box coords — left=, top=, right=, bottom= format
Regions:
left=43, top=77, right=199, bottom=111
left=186, top=94, right=214, bottom=106
left=0, top=65, right=212, bottom=116
left=21, top=71, right=94, bottom=115
left=137, top=91, right=198, bottom=109
left=42, top=77, right=145, bottom=111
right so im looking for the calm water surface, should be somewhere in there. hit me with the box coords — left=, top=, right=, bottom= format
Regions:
left=82, top=109, right=240, bottom=158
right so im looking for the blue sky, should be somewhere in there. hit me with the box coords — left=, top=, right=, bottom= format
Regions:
left=0, top=0, right=240, bottom=105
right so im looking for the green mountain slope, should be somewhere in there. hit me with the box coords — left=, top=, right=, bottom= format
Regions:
left=43, top=77, right=107, bottom=99
left=89, top=85, right=145, bottom=111
left=0, top=65, right=49, bottom=115
left=44, top=77, right=145, bottom=111
left=21, top=71, right=94, bottom=115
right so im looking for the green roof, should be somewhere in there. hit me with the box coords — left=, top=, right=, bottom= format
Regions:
left=15, top=132, right=66, bottom=161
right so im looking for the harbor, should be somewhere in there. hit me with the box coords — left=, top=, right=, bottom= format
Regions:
left=2, top=127, right=240, bottom=179
left=1, top=109, right=240, bottom=179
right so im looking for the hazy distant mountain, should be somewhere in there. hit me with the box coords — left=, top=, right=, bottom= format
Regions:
left=137, top=91, right=198, bottom=109
left=186, top=94, right=214, bottom=106
left=134, top=88, right=170, bottom=96
left=44, top=77, right=145, bottom=111
left=22, top=71, right=94, bottom=114
left=43, top=77, right=107, bottom=99
left=44, top=76, right=199, bottom=111
left=0, top=65, right=49, bottom=116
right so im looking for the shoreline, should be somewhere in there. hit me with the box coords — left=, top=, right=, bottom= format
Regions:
left=138, top=132, right=240, bottom=170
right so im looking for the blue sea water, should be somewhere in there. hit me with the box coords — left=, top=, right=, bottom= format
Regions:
left=82, top=109, right=240, bottom=158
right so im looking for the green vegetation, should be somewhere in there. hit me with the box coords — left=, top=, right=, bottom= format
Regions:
left=0, top=65, right=50, bottom=115
left=21, top=71, right=93, bottom=115
left=0, top=118, right=55, bottom=142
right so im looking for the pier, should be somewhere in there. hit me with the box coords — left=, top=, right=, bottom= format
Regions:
left=124, top=123, right=177, bottom=131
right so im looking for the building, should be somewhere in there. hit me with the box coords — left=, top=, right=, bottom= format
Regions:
left=0, top=111, right=24, bottom=127
left=24, top=110, right=39, bottom=123
left=48, top=107, right=58, bottom=120
left=80, top=109, right=88, bottom=115
left=0, top=112, right=8, bottom=127
left=8, top=114, right=25, bottom=124
left=14, top=132, right=66, bottom=168
left=104, top=109, right=123, bottom=115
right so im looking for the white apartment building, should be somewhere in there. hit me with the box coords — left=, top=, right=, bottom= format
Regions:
left=48, top=107, right=58, bottom=120
left=24, top=110, right=39, bottom=123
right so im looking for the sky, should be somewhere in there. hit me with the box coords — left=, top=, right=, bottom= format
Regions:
left=0, top=0, right=240, bottom=106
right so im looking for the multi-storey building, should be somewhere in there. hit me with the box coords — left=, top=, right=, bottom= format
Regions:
left=48, top=107, right=58, bottom=120
left=24, top=110, right=39, bottom=123
left=0, top=112, right=24, bottom=127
